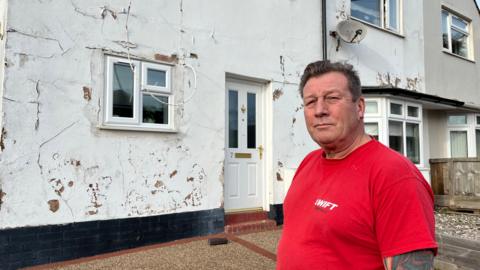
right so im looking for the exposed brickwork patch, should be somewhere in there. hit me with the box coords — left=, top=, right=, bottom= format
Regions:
left=48, top=199, right=59, bottom=212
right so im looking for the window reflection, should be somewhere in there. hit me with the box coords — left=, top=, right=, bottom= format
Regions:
left=229, top=90, right=238, bottom=148
left=113, top=63, right=134, bottom=118
left=142, top=94, right=168, bottom=124
left=247, top=93, right=256, bottom=149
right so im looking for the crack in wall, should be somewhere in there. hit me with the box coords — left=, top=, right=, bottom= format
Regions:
left=37, top=121, right=79, bottom=179
left=7, top=28, right=65, bottom=52
left=35, top=80, right=40, bottom=130
left=14, top=52, right=55, bottom=60
left=69, top=0, right=100, bottom=19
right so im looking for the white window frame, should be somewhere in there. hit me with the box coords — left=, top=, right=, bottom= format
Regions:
left=365, top=98, right=383, bottom=118
left=350, top=0, right=403, bottom=33
left=405, top=102, right=422, bottom=121
left=105, top=56, right=140, bottom=125
left=442, top=8, right=472, bottom=60
left=388, top=100, right=404, bottom=118
left=447, top=127, right=469, bottom=158
left=386, top=100, right=423, bottom=165
left=141, top=62, right=171, bottom=93
left=446, top=113, right=479, bottom=157
left=103, top=55, right=175, bottom=132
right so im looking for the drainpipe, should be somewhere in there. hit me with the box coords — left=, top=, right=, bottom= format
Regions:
left=322, top=0, right=327, bottom=60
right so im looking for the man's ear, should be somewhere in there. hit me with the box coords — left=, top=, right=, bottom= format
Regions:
left=357, top=96, right=365, bottom=120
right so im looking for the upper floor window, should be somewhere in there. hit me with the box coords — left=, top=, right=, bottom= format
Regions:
left=103, top=55, right=175, bottom=131
left=442, top=9, right=471, bottom=59
left=351, top=0, right=401, bottom=32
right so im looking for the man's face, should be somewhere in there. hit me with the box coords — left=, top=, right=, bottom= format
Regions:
left=302, top=72, right=365, bottom=149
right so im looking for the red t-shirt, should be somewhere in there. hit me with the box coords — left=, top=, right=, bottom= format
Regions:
left=277, top=140, right=437, bottom=270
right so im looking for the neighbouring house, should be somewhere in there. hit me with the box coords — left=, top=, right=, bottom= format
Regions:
left=0, top=0, right=479, bottom=269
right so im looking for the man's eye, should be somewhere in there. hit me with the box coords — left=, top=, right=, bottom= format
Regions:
left=304, top=99, right=315, bottom=106
left=325, top=96, right=340, bottom=102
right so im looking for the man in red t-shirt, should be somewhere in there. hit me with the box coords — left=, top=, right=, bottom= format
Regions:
left=276, top=61, right=437, bottom=270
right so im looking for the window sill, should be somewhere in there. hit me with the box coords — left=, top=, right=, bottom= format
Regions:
left=350, top=17, right=405, bottom=38
left=442, top=50, right=475, bottom=63
left=98, top=123, right=177, bottom=133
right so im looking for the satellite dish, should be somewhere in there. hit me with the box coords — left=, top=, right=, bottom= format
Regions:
left=336, top=19, right=368, bottom=43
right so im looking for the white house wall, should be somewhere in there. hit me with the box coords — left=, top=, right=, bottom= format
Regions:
left=326, top=0, right=426, bottom=92
left=0, top=0, right=321, bottom=228
left=424, top=0, right=480, bottom=106
left=0, top=0, right=7, bottom=149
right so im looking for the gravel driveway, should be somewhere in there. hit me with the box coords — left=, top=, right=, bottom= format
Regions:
left=435, top=211, right=480, bottom=241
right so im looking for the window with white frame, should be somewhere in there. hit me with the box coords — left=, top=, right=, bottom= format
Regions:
left=364, top=99, right=382, bottom=140
left=387, top=101, right=421, bottom=164
left=104, top=55, right=174, bottom=130
left=476, top=115, right=480, bottom=158
left=447, top=114, right=471, bottom=158
left=442, top=9, right=472, bottom=59
left=351, top=0, right=401, bottom=32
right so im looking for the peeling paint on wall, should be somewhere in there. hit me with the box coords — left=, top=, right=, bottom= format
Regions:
left=48, top=199, right=59, bottom=212
left=169, top=170, right=178, bottom=178
left=273, top=89, right=284, bottom=101
left=82, top=87, right=92, bottom=101
left=376, top=72, right=401, bottom=88
left=0, top=189, right=5, bottom=211
left=100, top=6, right=118, bottom=20
left=154, top=53, right=178, bottom=63
left=0, top=127, right=5, bottom=151
left=276, top=172, right=283, bottom=181
left=406, top=77, right=420, bottom=90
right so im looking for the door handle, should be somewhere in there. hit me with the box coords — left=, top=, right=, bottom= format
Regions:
left=258, top=145, right=264, bottom=160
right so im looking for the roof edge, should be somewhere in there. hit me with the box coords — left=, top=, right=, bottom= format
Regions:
left=361, top=87, right=465, bottom=107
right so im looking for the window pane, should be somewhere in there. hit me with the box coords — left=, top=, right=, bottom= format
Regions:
left=450, top=130, right=468, bottom=157
left=228, top=90, right=238, bottom=148
left=407, top=106, right=419, bottom=118
left=477, top=130, right=480, bottom=158
left=142, top=94, right=168, bottom=124
left=388, top=0, right=398, bottom=31
left=452, top=16, right=468, bottom=32
left=365, top=122, right=379, bottom=140
left=247, top=93, right=256, bottom=149
left=406, top=123, right=420, bottom=164
left=477, top=116, right=480, bottom=125
left=113, top=63, right=134, bottom=118
left=451, top=28, right=468, bottom=57
left=147, top=68, right=166, bottom=87
left=389, top=121, right=403, bottom=154
left=365, top=100, right=378, bottom=114
left=390, top=103, right=402, bottom=115
left=442, top=11, right=449, bottom=49
left=448, top=115, right=467, bottom=125
left=351, top=0, right=381, bottom=26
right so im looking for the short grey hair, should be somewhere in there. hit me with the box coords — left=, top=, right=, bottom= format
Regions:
left=299, top=60, right=362, bottom=101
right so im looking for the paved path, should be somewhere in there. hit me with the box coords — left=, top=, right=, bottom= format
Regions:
left=22, top=229, right=479, bottom=270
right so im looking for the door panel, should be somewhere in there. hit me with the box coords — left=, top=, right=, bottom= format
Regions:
left=225, top=80, right=263, bottom=211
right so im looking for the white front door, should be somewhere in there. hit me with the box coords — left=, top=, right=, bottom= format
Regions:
left=224, top=79, right=264, bottom=212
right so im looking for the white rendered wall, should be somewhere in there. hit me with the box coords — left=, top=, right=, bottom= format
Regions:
left=326, top=0, right=426, bottom=92
left=0, top=0, right=321, bottom=228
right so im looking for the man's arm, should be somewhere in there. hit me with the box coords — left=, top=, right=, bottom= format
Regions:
left=383, top=249, right=434, bottom=270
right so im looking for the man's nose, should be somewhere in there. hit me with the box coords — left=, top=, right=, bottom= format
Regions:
left=314, top=99, right=329, bottom=116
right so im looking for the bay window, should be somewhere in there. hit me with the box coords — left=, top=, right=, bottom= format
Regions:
left=387, top=101, right=422, bottom=164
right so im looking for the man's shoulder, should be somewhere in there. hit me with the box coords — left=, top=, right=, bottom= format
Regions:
left=368, top=140, right=414, bottom=167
